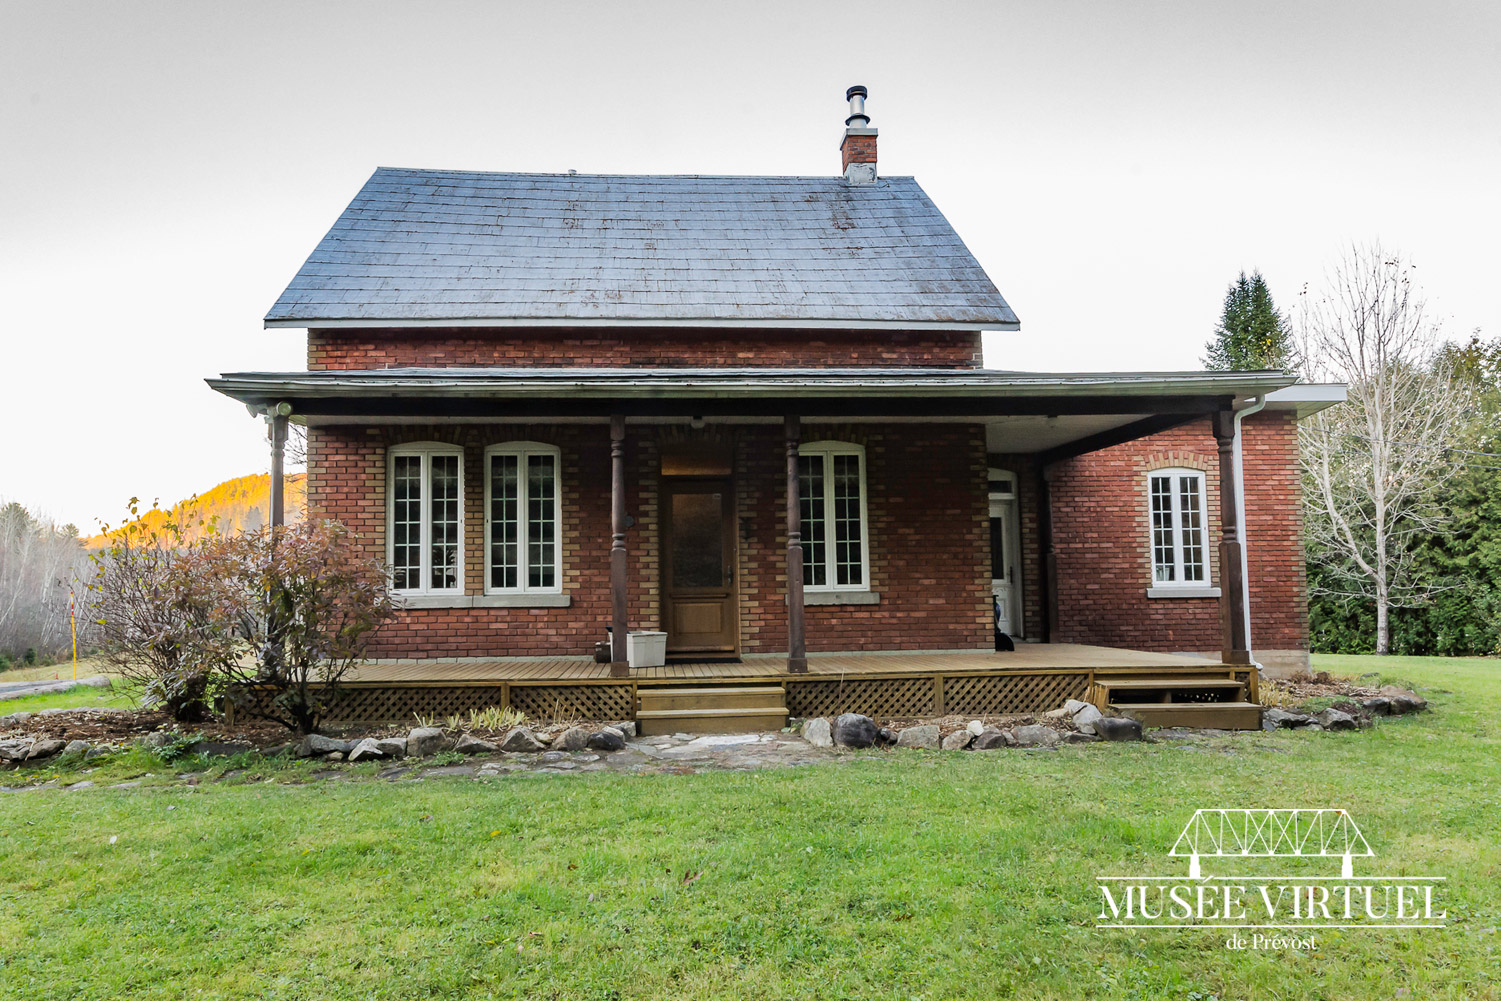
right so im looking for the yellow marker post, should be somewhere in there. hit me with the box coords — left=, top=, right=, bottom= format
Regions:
left=70, top=588, right=77, bottom=682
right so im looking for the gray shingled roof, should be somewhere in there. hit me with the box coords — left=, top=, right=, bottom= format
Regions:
left=264, top=168, right=1018, bottom=329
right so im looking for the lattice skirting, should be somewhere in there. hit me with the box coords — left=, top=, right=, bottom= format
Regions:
left=783, top=672, right=1091, bottom=719
left=229, top=683, right=634, bottom=724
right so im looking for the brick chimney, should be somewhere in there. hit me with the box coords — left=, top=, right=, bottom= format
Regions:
left=840, top=85, right=878, bottom=185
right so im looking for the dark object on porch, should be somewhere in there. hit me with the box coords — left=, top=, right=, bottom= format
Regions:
left=593, top=641, right=611, bottom=664
left=994, top=632, right=1014, bottom=652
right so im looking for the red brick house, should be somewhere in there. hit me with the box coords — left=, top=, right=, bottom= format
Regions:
left=210, top=88, right=1339, bottom=729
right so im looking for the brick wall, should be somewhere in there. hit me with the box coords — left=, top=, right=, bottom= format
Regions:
left=1046, top=412, right=1308, bottom=659
left=310, top=421, right=991, bottom=658
left=307, top=327, right=982, bottom=370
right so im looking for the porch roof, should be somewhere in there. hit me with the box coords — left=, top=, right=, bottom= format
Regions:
left=210, top=366, right=1296, bottom=416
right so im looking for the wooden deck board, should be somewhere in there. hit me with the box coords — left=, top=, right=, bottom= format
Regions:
left=344, top=644, right=1222, bottom=686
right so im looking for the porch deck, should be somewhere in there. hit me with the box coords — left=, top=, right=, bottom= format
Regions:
left=289, top=644, right=1255, bottom=724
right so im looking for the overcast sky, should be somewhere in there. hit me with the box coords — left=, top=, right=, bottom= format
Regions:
left=3, top=0, right=1498, bottom=528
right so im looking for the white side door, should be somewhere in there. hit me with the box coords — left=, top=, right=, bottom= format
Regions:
left=990, top=497, right=1017, bottom=637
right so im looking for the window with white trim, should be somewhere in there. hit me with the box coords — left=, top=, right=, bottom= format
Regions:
left=485, top=443, right=562, bottom=593
left=1148, top=468, right=1208, bottom=586
left=388, top=443, right=464, bottom=594
left=798, top=441, right=869, bottom=590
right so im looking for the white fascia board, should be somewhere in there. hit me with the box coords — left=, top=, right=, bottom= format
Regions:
left=1263, top=383, right=1348, bottom=418
left=264, top=316, right=1019, bottom=332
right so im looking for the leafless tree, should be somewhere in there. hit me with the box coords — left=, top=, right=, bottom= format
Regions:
left=0, top=501, right=93, bottom=664
left=1298, top=244, right=1469, bottom=654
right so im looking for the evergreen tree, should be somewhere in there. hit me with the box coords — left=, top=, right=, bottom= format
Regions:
left=1203, top=270, right=1294, bottom=370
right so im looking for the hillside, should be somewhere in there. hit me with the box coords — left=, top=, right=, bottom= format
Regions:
left=87, top=473, right=307, bottom=547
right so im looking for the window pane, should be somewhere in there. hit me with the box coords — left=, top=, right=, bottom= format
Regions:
left=798, top=455, right=826, bottom=587
left=670, top=491, right=724, bottom=588
left=1178, top=475, right=1205, bottom=583
left=429, top=454, right=460, bottom=590
left=489, top=454, right=519, bottom=590
left=832, top=453, right=864, bottom=586
left=527, top=453, right=557, bottom=589
left=1150, top=474, right=1175, bottom=582
left=392, top=455, right=422, bottom=590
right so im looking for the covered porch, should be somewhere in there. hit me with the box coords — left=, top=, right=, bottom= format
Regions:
left=210, top=366, right=1296, bottom=685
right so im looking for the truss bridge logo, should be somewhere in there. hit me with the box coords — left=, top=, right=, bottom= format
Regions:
left=1096, top=809, right=1446, bottom=948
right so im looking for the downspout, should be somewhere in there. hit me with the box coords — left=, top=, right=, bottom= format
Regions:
left=1231, top=394, right=1267, bottom=673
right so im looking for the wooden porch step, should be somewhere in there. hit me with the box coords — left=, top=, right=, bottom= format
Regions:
left=637, top=686, right=787, bottom=712
left=1094, top=677, right=1245, bottom=689
left=1112, top=702, right=1263, bottom=731
left=636, top=685, right=788, bottom=735
left=635, top=707, right=789, bottom=735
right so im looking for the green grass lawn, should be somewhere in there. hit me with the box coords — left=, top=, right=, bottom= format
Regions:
left=0, top=678, right=137, bottom=714
left=2, top=654, right=1498, bottom=1000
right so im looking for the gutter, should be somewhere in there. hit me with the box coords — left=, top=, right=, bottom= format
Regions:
left=1231, top=394, right=1268, bottom=673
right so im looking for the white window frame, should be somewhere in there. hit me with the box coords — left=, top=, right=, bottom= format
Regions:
left=1147, top=467, right=1210, bottom=589
left=799, top=441, right=871, bottom=593
left=387, top=442, right=465, bottom=596
left=483, top=442, right=564, bottom=596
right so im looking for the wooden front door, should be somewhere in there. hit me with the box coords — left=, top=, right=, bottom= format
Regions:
left=662, top=478, right=738, bottom=655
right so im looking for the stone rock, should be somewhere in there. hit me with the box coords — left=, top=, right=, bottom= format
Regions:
left=1061, top=731, right=1100, bottom=744
left=406, top=727, right=448, bottom=758
left=941, top=730, right=973, bottom=750
left=610, top=721, right=638, bottom=739
left=539, top=750, right=568, bottom=764
left=347, top=738, right=386, bottom=762
left=299, top=733, right=356, bottom=758
left=84, top=745, right=113, bottom=760
left=61, top=739, right=91, bottom=757
left=1092, top=716, right=1143, bottom=742
left=1318, top=708, right=1358, bottom=731
left=455, top=733, right=499, bottom=755
left=832, top=713, right=879, bottom=748
left=374, top=737, right=407, bottom=758
left=1379, top=686, right=1427, bottom=714
left=27, top=738, right=67, bottom=760
left=65, top=780, right=94, bottom=790
left=1064, top=699, right=1092, bottom=715
left=555, top=726, right=590, bottom=751
left=1263, top=708, right=1316, bottom=729
left=1042, top=707, right=1071, bottom=720
left=800, top=717, right=833, bottom=748
left=1071, top=703, right=1105, bottom=735
left=895, top=724, right=940, bottom=750
left=1361, top=697, right=1394, bottom=716
left=322, top=751, right=346, bottom=762
left=0, top=712, right=34, bottom=727
left=601, top=726, right=624, bottom=739
left=500, top=727, right=545, bottom=753
left=586, top=729, right=625, bottom=752
left=876, top=727, right=898, bottom=746
left=1012, top=724, right=1061, bottom=748
left=196, top=741, right=256, bottom=757
left=965, top=720, right=986, bottom=736
left=971, top=727, right=1015, bottom=750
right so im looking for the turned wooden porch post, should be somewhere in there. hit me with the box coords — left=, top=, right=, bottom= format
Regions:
left=609, top=414, right=630, bottom=677
left=1213, top=410, right=1250, bottom=665
left=268, top=407, right=289, bottom=528
left=1038, top=464, right=1059, bottom=643
left=785, top=415, right=808, bottom=673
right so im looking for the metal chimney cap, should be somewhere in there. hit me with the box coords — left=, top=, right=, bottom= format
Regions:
left=845, top=85, right=868, bottom=100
